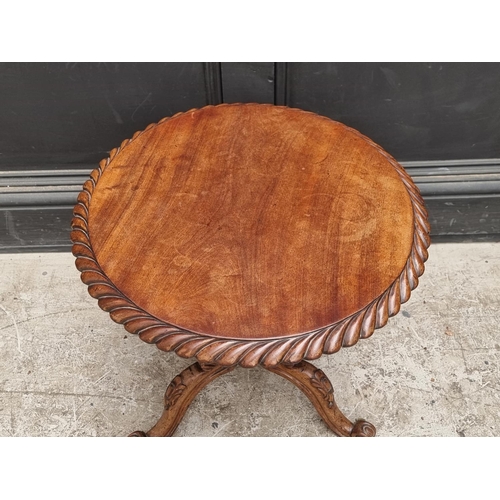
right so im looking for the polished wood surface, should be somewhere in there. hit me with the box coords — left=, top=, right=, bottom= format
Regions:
left=72, top=103, right=430, bottom=367
left=86, top=104, right=414, bottom=340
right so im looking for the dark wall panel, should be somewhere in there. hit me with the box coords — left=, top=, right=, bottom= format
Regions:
left=221, top=63, right=275, bottom=104
left=286, top=63, right=500, bottom=162
left=0, top=62, right=208, bottom=170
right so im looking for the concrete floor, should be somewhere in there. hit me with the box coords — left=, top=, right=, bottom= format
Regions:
left=0, top=242, right=499, bottom=437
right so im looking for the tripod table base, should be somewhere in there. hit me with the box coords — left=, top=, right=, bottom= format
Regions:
left=129, top=360, right=376, bottom=437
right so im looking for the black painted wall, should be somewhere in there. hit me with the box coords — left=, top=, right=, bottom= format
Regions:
left=285, top=63, right=500, bottom=161
left=1, top=62, right=499, bottom=251
left=0, top=62, right=209, bottom=170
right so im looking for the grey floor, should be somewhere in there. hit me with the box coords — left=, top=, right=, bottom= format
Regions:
left=0, top=242, right=499, bottom=437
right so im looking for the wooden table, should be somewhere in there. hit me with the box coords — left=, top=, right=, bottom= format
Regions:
left=71, top=103, right=430, bottom=437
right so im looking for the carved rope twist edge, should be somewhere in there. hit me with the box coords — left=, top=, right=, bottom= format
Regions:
left=70, top=103, right=431, bottom=369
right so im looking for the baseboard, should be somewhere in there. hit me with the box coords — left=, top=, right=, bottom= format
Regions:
left=402, top=159, right=500, bottom=196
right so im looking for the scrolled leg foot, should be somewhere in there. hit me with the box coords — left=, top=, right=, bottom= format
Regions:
left=267, top=361, right=376, bottom=437
left=128, top=430, right=148, bottom=437
left=350, top=419, right=377, bottom=437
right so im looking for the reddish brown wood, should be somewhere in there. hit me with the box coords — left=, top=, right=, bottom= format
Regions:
left=129, top=362, right=234, bottom=437
left=89, top=104, right=414, bottom=340
left=267, top=361, right=376, bottom=437
left=71, top=103, right=430, bottom=369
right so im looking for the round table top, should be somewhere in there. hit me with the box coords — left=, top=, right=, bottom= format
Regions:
left=72, top=103, right=430, bottom=367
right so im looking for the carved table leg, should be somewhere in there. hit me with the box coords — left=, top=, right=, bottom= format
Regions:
left=266, top=361, right=376, bottom=437
left=129, top=362, right=235, bottom=437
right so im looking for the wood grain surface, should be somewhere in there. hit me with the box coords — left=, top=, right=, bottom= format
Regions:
left=86, top=104, right=415, bottom=340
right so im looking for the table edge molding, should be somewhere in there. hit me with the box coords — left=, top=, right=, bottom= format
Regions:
left=70, top=103, right=431, bottom=368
